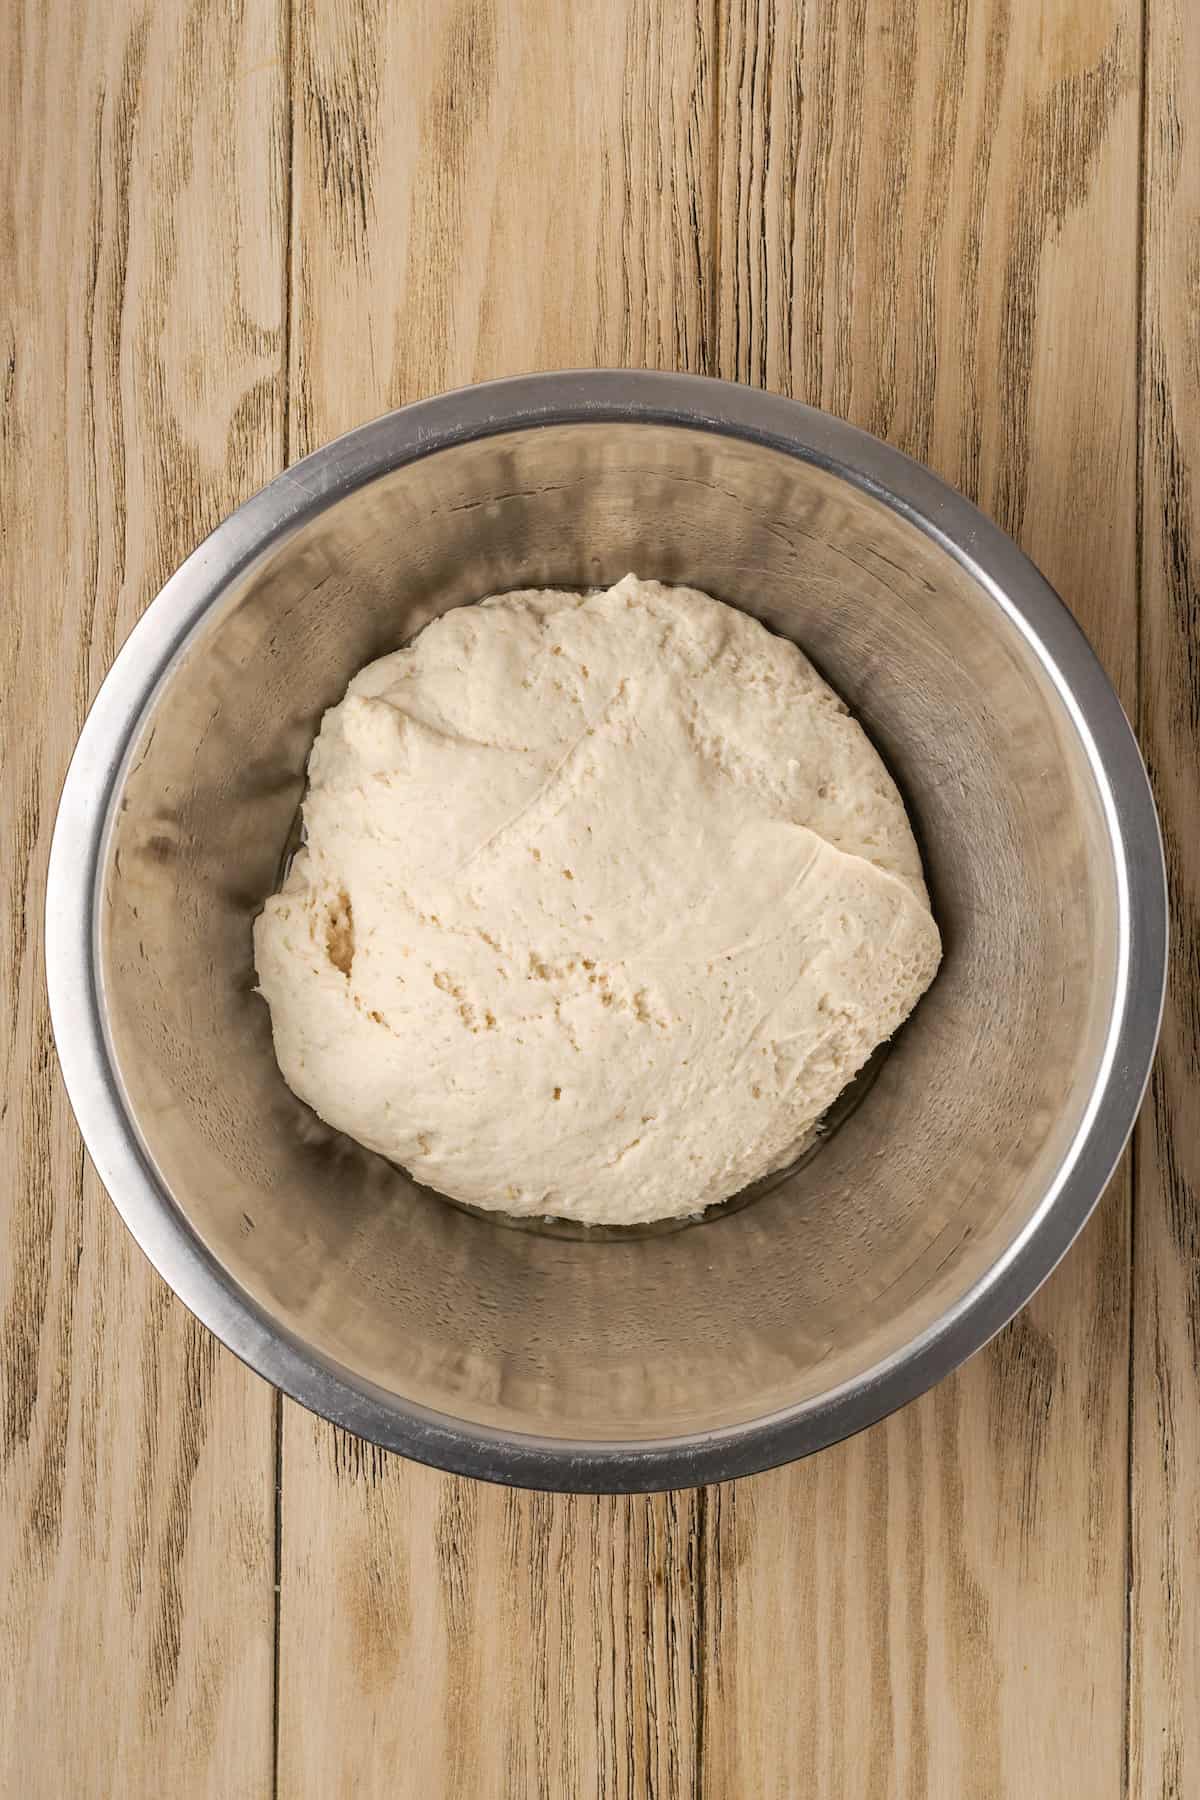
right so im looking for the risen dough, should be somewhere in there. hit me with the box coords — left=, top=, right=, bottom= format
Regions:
left=254, top=575, right=941, bottom=1225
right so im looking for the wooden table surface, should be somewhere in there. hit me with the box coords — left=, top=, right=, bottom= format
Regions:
left=2, top=1, right=1197, bottom=1794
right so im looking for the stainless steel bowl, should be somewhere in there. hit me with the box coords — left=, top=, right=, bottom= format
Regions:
left=45, top=371, right=1166, bottom=1492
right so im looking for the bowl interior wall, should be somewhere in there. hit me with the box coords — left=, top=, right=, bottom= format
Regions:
left=99, top=423, right=1117, bottom=1440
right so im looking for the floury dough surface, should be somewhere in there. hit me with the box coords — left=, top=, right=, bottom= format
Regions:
left=254, top=576, right=941, bottom=1225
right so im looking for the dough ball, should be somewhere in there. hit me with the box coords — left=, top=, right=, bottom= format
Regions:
left=254, top=575, right=941, bottom=1224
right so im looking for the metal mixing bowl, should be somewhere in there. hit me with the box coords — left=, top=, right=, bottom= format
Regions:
left=45, top=371, right=1166, bottom=1492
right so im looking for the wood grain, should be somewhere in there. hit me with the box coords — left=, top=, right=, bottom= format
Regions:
left=0, top=2, right=284, bottom=1794
left=289, top=0, right=717, bottom=458
left=1131, top=0, right=1200, bottom=1792
left=281, top=1420, right=717, bottom=1796
left=709, top=1, right=1141, bottom=1792
left=3, top=0, right=1195, bottom=1793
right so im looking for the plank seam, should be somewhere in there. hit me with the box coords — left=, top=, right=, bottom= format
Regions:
left=272, top=0, right=297, bottom=1793
left=271, top=1389, right=284, bottom=1800
left=696, top=2, right=723, bottom=1787
left=706, top=0, right=723, bottom=378
left=1124, top=0, right=1151, bottom=1794
left=282, top=0, right=297, bottom=475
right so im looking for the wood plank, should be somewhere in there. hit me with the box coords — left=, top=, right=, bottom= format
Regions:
left=281, top=1426, right=713, bottom=1797
left=288, top=0, right=717, bottom=459
left=0, top=3, right=286, bottom=1794
left=707, top=1, right=1141, bottom=1794
left=280, top=2, right=717, bottom=1794
left=1131, top=0, right=1200, bottom=1791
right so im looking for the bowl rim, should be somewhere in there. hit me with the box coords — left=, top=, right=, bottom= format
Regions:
left=44, top=369, right=1168, bottom=1493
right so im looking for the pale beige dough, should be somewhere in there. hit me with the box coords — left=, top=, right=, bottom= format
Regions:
left=254, top=575, right=941, bottom=1224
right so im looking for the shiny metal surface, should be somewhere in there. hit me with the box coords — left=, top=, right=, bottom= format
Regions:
left=45, top=371, right=1167, bottom=1492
